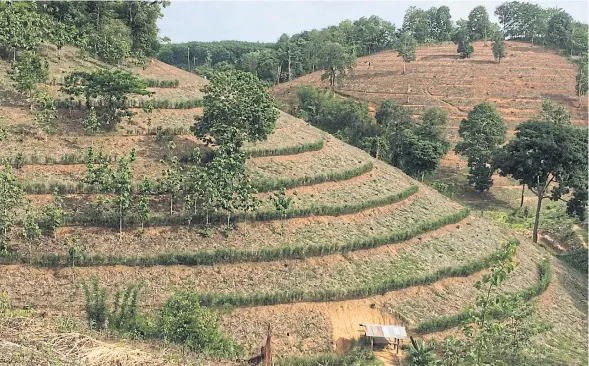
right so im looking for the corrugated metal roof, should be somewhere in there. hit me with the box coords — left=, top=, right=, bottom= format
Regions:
left=361, top=324, right=407, bottom=339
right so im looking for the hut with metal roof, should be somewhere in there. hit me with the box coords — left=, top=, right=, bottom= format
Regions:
left=359, top=323, right=407, bottom=353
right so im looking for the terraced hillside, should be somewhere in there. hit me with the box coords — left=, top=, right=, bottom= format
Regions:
left=273, top=41, right=588, bottom=137
left=273, top=40, right=589, bottom=251
left=0, top=46, right=586, bottom=365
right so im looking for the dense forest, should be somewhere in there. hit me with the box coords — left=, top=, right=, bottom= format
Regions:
left=158, top=2, right=588, bottom=84
left=0, top=1, right=166, bottom=64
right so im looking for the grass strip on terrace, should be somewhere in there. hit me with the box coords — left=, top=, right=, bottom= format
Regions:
left=412, top=258, right=551, bottom=334
left=18, top=160, right=374, bottom=195
left=195, top=245, right=502, bottom=307
left=53, top=184, right=418, bottom=228
left=3, top=206, right=468, bottom=267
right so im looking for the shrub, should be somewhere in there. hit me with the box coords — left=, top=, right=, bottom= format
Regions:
left=143, top=78, right=179, bottom=88
left=81, top=275, right=108, bottom=330
left=160, top=291, right=242, bottom=358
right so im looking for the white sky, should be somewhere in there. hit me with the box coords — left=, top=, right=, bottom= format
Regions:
left=158, top=0, right=589, bottom=43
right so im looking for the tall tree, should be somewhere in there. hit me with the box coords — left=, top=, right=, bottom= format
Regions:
left=9, top=51, right=49, bottom=99
left=455, top=102, right=506, bottom=192
left=158, top=156, right=183, bottom=216
left=547, top=11, right=573, bottom=51
left=375, top=99, right=415, bottom=167
left=395, top=32, right=417, bottom=74
left=494, top=121, right=587, bottom=243
left=467, top=6, right=491, bottom=41
left=401, top=107, right=450, bottom=180
left=492, top=33, right=506, bottom=63
left=318, top=41, right=355, bottom=90
left=576, top=56, right=588, bottom=104
left=195, top=70, right=279, bottom=147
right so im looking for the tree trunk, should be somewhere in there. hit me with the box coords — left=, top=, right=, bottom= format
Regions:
left=520, top=184, right=525, bottom=208
left=403, top=62, right=406, bottom=74
left=170, top=195, right=173, bottom=216
left=119, top=199, right=123, bottom=240
left=532, top=189, right=544, bottom=243
left=288, top=51, right=292, bottom=81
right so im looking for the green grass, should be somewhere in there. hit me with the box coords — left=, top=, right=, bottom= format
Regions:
left=5, top=207, right=468, bottom=267
left=196, top=247, right=501, bottom=307
left=413, top=257, right=552, bottom=334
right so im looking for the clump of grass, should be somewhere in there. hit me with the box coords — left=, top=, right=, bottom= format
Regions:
left=143, top=79, right=179, bottom=88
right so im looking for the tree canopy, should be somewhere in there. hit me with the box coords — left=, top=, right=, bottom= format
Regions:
left=456, top=102, right=506, bottom=192
left=195, top=70, right=279, bottom=147
left=494, top=121, right=587, bottom=242
left=0, top=1, right=166, bottom=64
left=61, top=70, right=150, bottom=127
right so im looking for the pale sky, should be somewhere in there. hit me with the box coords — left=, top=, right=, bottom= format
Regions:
left=158, top=0, right=589, bottom=43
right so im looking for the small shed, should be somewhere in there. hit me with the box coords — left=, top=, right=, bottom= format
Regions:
left=359, top=324, right=407, bottom=353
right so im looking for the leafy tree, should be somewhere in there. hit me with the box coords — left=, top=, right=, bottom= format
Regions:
left=48, top=20, right=75, bottom=59
left=0, top=4, right=50, bottom=60
left=455, top=102, right=506, bottom=192
left=491, top=33, right=506, bottom=63
left=319, top=41, right=355, bottom=90
left=61, top=70, right=150, bottom=128
left=0, top=165, right=23, bottom=250
left=576, top=56, right=588, bottom=101
left=401, top=107, right=450, bottom=180
left=467, top=6, right=491, bottom=41
left=137, top=176, right=151, bottom=230
left=375, top=99, right=415, bottom=167
left=269, top=187, right=293, bottom=232
left=9, top=51, right=49, bottom=99
left=402, top=6, right=430, bottom=43
left=22, top=204, right=41, bottom=261
left=85, top=148, right=137, bottom=236
left=494, top=121, right=587, bottom=243
left=195, top=70, right=279, bottom=147
left=429, top=6, right=453, bottom=42
left=81, top=275, right=109, bottom=330
left=539, top=100, right=571, bottom=125
left=88, top=18, right=132, bottom=65
left=395, top=32, right=417, bottom=74
left=547, top=11, right=573, bottom=51
left=208, top=143, right=254, bottom=229
left=457, top=40, right=474, bottom=59
left=32, top=89, right=57, bottom=135
left=42, top=188, right=64, bottom=238
left=160, top=290, right=242, bottom=357
left=158, top=156, right=183, bottom=216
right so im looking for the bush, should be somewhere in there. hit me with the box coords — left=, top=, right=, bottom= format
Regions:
left=160, top=291, right=242, bottom=358
left=81, top=275, right=109, bottom=330
left=143, top=78, right=179, bottom=88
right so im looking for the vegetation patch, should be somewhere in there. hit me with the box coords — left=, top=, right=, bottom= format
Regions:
left=413, top=257, right=551, bottom=333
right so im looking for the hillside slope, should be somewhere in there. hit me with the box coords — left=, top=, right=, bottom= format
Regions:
left=272, top=41, right=588, bottom=138
left=0, top=47, right=586, bottom=365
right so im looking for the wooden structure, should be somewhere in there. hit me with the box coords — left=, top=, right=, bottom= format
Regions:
left=359, top=323, right=407, bottom=354
left=246, top=324, right=272, bottom=365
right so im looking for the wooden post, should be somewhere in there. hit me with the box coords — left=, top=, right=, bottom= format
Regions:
left=371, top=337, right=374, bottom=351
